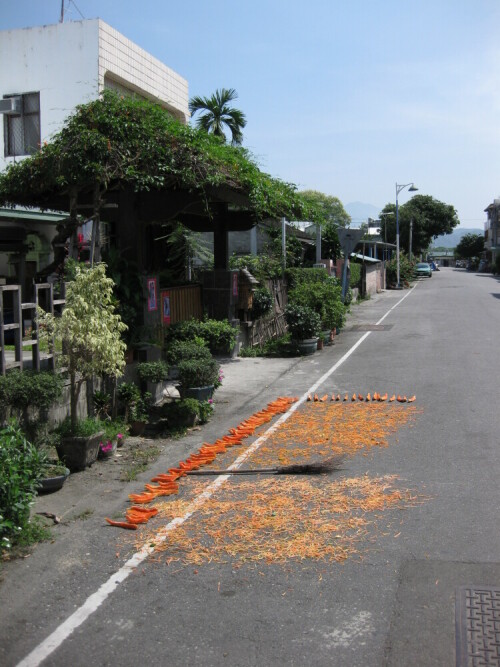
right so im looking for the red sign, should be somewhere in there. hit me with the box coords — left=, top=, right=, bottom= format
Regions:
left=161, top=291, right=171, bottom=325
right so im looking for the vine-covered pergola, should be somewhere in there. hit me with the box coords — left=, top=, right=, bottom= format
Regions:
left=0, top=91, right=319, bottom=275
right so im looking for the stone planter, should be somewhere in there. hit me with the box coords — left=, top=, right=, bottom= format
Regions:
left=178, top=385, right=215, bottom=401
left=56, top=432, right=104, bottom=472
left=295, top=338, right=318, bottom=356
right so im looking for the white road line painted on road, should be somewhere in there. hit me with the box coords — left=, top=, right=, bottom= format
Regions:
left=16, top=287, right=414, bottom=667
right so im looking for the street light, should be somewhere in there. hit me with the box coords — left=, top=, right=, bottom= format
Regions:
left=395, top=182, right=418, bottom=287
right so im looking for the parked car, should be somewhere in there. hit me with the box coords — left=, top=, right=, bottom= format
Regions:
left=415, top=262, right=432, bottom=278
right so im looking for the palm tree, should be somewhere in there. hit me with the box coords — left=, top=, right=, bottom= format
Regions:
left=189, top=88, right=246, bottom=145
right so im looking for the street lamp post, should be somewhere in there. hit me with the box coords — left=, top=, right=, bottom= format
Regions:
left=395, top=182, right=418, bottom=288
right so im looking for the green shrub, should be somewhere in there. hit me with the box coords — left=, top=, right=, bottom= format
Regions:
left=55, top=417, right=103, bottom=438
left=198, top=319, right=237, bottom=353
left=284, top=304, right=321, bottom=340
left=286, top=267, right=334, bottom=288
left=251, top=287, right=273, bottom=319
left=386, top=251, right=415, bottom=286
left=176, top=357, right=220, bottom=389
left=165, top=339, right=211, bottom=365
left=0, top=370, right=63, bottom=417
left=165, top=318, right=236, bottom=354
left=0, top=422, right=47, bottom=551
left=136, top=360, right=169, bottom=383
left=288, top=277, right=345, bottom=331
left=229, top=254, right=283, bottom=281
left=349, top=263, right=362, bottom=289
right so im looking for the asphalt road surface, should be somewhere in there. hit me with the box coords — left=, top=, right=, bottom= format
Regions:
left=1, top=266, right=500, bottom=667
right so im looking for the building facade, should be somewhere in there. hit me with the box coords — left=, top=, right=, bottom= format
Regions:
left=484, top=198, right=500, bottom=268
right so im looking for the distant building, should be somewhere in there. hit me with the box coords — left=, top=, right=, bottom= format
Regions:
left=484, top=198, right=500, bottom=267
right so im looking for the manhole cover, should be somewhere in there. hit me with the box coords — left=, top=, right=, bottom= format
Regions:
left=350, top=324, right=393, bottom=331
left=455, top=585, right=500, bottom=666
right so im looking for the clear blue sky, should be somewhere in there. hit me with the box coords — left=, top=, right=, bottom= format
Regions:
left=2, top=0, right=499, bottom=228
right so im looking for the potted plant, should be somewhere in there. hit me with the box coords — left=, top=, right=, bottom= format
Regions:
left=176, top=357, right=220, bottom=400
left=165, top=338, right=211, bottom=379
left=284, top=304, right=321, bottom=355
left=37, top=264, right=127, bottom=467
left=54, top=417, right=104, bottom=472
left=97, top=420, right=128, bottom=459
left=162, top=398, right=200, bottom=428
left=38, top=461, right=70, bottom=493
left=129, top=392, right=152, bottom=436
left=117, top=383, right=151, bottom=435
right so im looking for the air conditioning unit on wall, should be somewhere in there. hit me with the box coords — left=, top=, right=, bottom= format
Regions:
left=0, top=97, right=21, bottom=115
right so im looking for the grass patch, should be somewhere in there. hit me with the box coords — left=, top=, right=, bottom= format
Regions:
left=70, top=509, right=94, bottom=522
left=1, top=515, right=52, bottom=564
left=120, top=442, right=162, bottom=482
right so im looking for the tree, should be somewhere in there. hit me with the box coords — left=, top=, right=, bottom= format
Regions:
left=38, top=264, right=127, bottom=431
left=299, top=190, right=351, bottom=261
left=299, top=191, right=351, bottom=228
left=455, top=233, right=484, bottom=260
left=189, top=88, right=247, bottom=145
left=380, top=195, right=459, bottom=257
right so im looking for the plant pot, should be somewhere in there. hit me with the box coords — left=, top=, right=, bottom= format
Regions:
left=116, top=435, right=126, bottom=448
left=295, top=338, right=318, bottom=356
left=56, top=432, right=104, bottom=473
left=322, top=329, right=332, bottom=344
left=178, top=385, right=214, bottom=401
left=168, top=411, right=197, bottom=428
left=317, top=338, right=324, bottom=350
left=98, top=439, right=118, bottom=460
left=38, top=467, right=70, bottom=494
left=129, top=420, right=146, bottom=436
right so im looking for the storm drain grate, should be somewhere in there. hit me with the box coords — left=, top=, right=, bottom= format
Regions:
left=350, top=324, right=393, bottom=331
left=455, top=586, right=500, bottom=666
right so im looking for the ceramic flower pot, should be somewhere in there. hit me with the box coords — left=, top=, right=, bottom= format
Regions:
left=295, top=338, right=318, bottom=356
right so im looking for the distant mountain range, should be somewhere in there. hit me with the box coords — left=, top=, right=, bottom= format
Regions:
left=345, top=201, right=382, bottom=224
left=430, top=228, right=483, bottom=249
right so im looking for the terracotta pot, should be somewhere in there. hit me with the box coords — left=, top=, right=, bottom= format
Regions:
left=129, top=420, right=146, bottom=436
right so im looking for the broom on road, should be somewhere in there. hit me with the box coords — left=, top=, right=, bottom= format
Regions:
left=185, top=454, right=345, bottom=476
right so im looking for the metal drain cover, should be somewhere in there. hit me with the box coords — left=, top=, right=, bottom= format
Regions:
left=350, top=324, right=393, bottom=331
left=455, top=585, right=500, bottom=666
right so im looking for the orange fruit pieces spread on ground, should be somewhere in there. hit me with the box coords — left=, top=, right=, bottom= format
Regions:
left=408, top=395, right=416, bottom=402
left=380, top=393, right=388, bottom=401
left=389, top=395, right=396, bottom=402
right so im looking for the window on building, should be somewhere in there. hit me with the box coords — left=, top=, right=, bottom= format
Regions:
left=3, top=92, right=40, bottom=157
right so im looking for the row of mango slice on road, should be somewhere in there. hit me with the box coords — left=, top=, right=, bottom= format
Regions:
left=307, top=392, right=416, bottom=403
left=105, top=396, right=298, bottom=530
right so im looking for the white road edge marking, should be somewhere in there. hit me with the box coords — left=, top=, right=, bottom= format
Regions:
left=16, top=286, right=415, bottom=667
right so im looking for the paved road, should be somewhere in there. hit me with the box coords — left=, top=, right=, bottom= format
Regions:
left=1, top=267, right=500, bottom=666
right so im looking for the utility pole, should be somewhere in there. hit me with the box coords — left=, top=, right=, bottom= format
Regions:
left=60, top=0, right=64, bottom=22
left=409, top=218, right=413, bottom=262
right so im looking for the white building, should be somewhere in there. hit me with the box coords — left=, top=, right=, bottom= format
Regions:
left=0, top=18, right=189, bottom=168
left=0, top=19, right=189, bottom=289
